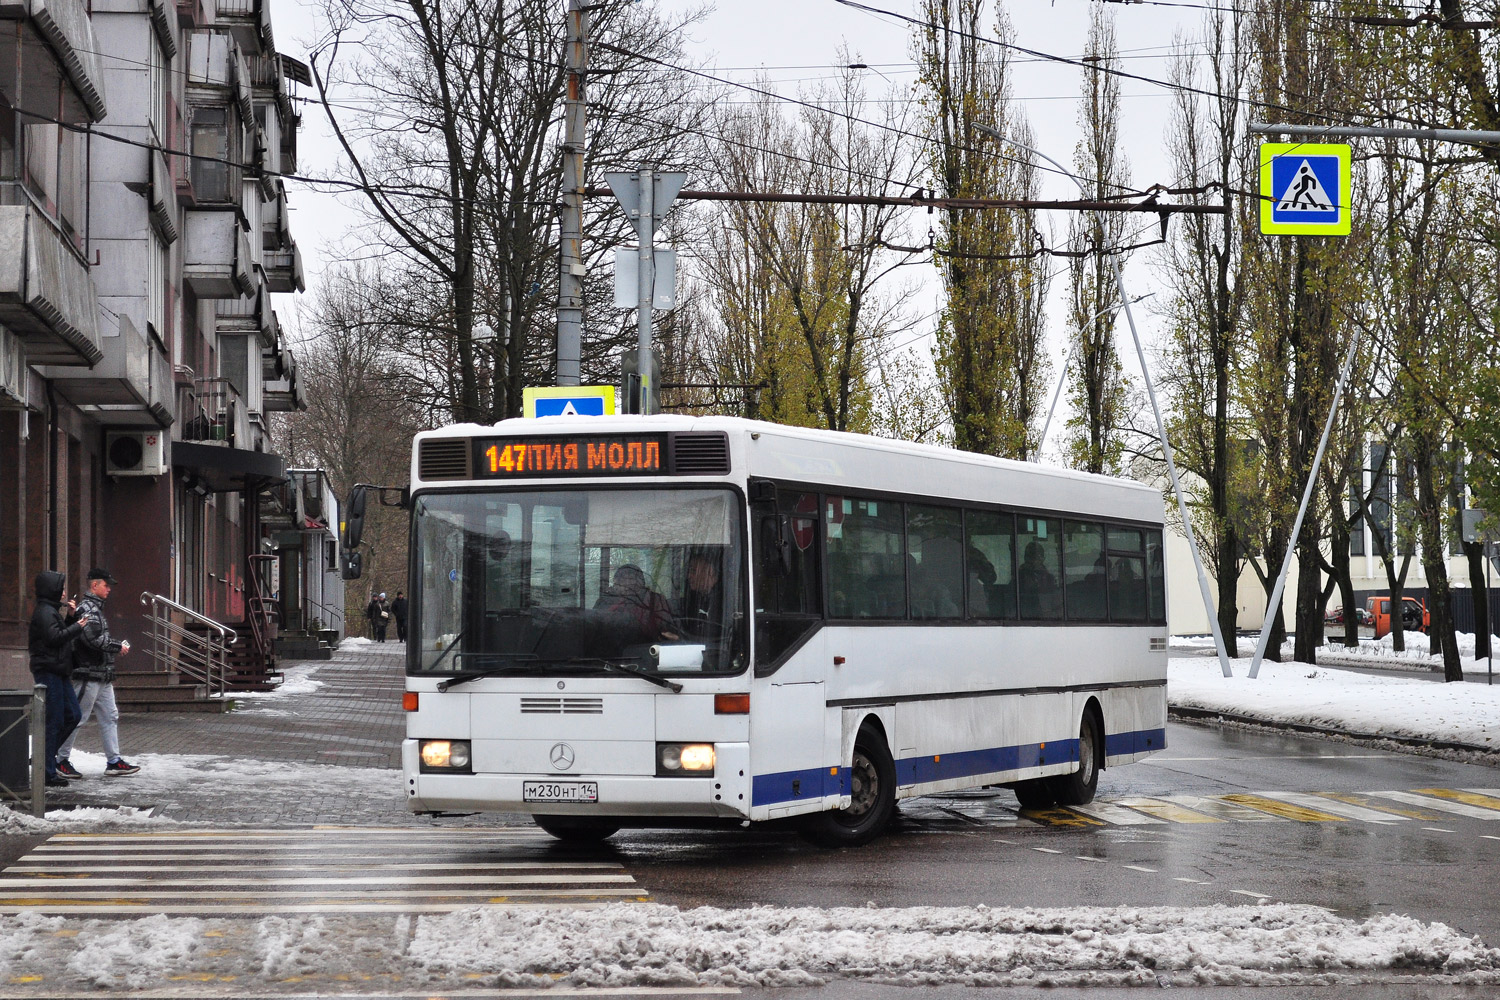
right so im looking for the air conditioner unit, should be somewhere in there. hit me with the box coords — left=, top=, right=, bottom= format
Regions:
left=105, top=430, right=167, bottom=476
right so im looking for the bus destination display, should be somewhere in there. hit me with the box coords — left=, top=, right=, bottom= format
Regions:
left=472, top=434, right=667, bottom=478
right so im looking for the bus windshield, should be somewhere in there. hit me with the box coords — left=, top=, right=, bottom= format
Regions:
left=411, top=488, right=746, bottom=677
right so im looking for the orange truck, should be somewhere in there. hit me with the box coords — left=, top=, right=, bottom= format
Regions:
left=1365, top=596, right=1429, bottom=639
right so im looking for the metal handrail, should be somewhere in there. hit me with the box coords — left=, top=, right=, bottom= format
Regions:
left=139, top=591, right=236, bottom=698
left=302, top=594, right=344, bottom=632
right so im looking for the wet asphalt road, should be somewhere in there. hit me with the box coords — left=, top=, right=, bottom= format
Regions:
left=609, top=720, right=1500, bottom=943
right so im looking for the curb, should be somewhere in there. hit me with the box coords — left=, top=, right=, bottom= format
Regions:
left=1167, top=705, right=1499, bottom=756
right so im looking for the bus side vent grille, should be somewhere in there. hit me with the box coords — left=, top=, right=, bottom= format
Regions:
left=1149, top=637, right=1167, bottom=651
left=520, top=697, right=604, bottom=715
left=419, top=438, right=471, bottom=480
left=669, top=432, right=730, bottom=475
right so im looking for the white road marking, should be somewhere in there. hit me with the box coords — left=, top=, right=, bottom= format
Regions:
left=1228, top=889, right=1270, bottom=900
left=1064, top=801, right=1167, bottom=825
left=1252, top=791, right=1410, bottom=823
left=1074, top=856, right=1107, bottom=863
left=0, top=874, right=635, bottom=887
left=1371, top=790, right=1500, bottom=819
left=1122, top=865, right=1158, bottom=873
left=1421, top=827, right=1456, bottom=834
left=1031, top=847, right=1062, bottom=854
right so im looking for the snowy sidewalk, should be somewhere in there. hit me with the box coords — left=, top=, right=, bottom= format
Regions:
left=1170, top=637, right=1500, bottom=753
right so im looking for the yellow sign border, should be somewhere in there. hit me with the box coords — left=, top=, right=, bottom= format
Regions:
left=1259, top=142, right=1352, bottom=236
left=522, top=385, right=617, bottom=418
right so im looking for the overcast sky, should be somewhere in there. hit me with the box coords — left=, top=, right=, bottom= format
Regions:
left=273, top=0, right=1208, bottom=436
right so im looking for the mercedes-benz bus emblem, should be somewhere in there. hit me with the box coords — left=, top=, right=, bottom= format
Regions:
left=549, top=743, right=576, bottom=770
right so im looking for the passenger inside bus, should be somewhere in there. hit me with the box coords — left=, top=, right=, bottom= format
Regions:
left=594, top=564, right=675, bottom=643
left=1018, top=540, right=1060, bottom=617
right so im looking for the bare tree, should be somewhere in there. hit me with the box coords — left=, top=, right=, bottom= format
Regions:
left=311, top=0, right=707, bottom=422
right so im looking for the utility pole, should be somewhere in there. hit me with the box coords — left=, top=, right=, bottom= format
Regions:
left=556, top=0, right=587, bottom=386
left=635, top=168, right=655, bottom=411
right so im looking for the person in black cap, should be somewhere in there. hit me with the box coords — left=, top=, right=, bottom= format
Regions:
left=28, top=570, right=88, bottom=787
left=56, top=568, right=139, bottom=778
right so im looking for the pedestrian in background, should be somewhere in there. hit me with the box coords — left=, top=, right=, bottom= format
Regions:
left=366, top=592, right=391, bottom=642
left=391, top=591, right=408, bottom=643
left=28, top=571, right=87, bottom=788
left=56, top=569, right=140, bottom=778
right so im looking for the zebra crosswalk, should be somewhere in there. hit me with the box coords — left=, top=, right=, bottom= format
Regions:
left=1009, top=787, right=1500, bottom=829
left=0, top=827, right=651, bottom=915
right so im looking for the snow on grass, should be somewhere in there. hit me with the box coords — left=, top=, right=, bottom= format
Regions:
left=1168, top=659, right=1500, bottom=749
left=0, top=904, right=1494, bottom=990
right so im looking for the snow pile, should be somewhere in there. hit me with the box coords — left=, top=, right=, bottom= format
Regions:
left=340, top=636, right=373, bottom=647
left=233, top=662, right=325, bottom=699
left=407, top=902, right=1499, bottom=988
left=0, top=805, right=173, bottom=835
left=1168, top=659, right=1500, bottom=748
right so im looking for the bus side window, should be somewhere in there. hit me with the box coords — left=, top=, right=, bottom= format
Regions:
left=1016, top=517, right=1063, bottom=620
left=827, top=495, right=905, bottom=619
left=1107, top=527, right=1147, bottom=622
left=965, top=510, right=1015, bottom=619
left=908, top=505, right=963, bottom=619
left=1063, top=521, right=1107, bottom=621
left=754, top=492, right=821, bottom=671
left=1146, top=529, right=1166, bottom=623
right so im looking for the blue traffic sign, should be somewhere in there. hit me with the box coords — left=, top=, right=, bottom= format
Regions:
left=522, top=385, right=617, bottom=418
left=1259, top=143, right=1351, bottom=236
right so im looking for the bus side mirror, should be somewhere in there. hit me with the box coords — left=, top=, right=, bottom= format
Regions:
left=341, top=550, right=363, bottom=581
left=343, top=486, right=368, bottom=549
left=760, top=515, right=794, bottom=577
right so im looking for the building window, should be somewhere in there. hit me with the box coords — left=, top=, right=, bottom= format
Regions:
left=190, top=107, right=239, bottom=203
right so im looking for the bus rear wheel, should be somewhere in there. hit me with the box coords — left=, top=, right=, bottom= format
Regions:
left=1049, top=711, right=1102, bottom=806
left=802, top=725, right=896, bottom=848
left=532, top=816, right=620, bottom=844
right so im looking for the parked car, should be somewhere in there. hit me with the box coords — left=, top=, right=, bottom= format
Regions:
left=1365, top=596, right=1429, bottom=639
left=1325, top=605, right=1374, bottom=627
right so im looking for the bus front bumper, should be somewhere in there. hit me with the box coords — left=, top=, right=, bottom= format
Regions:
left=403, top=739, right=751, bottom=819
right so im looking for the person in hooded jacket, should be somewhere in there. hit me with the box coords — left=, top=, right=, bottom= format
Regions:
left=56, top=568, right=140, bottom=778
left=28, top=570, right=88, bottom=787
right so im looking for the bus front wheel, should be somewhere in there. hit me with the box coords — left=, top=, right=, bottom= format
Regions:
left=802, top=725, right=896, bottom=848
left=533, top=816, right=620, bottom=844
left=1049, top=712, right=1102, bottom=806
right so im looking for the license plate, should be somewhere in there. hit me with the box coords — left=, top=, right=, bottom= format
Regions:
left=523, top=781, right=599, bottom=803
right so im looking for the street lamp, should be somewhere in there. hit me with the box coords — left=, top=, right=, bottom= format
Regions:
left=973, top=123, right=1233, bottom=678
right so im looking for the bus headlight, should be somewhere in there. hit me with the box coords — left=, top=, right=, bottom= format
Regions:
left=657, top=742, right=715, bottom=777
left=420, top=739, right=472, bottom=772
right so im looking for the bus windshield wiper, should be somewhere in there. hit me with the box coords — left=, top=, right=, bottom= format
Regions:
left=581, top=658, right=683, bottom=693
left=437, top=657, right=681, bottom=692
left=436, top=654, right=536, bottom=691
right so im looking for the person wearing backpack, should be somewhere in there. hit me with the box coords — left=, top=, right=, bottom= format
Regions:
left=55, top=568, right=139, bottom=778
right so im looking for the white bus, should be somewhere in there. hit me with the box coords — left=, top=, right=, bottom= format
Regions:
left=400, top=415, right=1168, bottom=846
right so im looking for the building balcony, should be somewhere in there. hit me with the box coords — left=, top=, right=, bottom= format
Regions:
left=0, top=0, right=108, bottom=123
left=265, top=242, right=303, bottom=293
left=263, top=347, right=303, bottom=413
left=0, top=203, right=100, bottom=366
left=183, top=209, right=253, bottom=299
left=213, top=0, right=272, bottom=56
left=188, top=29, right=253, bottom=120
left=37, top=312, right=173, bottom=426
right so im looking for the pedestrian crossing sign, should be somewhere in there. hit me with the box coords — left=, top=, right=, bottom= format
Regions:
left=1259, top=142, right=1351, bottom=236
left=522, top=385, right=616, bottom=418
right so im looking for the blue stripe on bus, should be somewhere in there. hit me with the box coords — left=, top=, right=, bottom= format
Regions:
left=1105, top=728, right=1167, bottom=756
left=752, top=765, right=850, bottom=807
left=750, top=728, right=1166, bottom=808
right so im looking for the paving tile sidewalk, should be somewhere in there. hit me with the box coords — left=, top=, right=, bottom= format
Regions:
left=124, top=638, right=409, bottom=768
left=32, top=640, right=531, bottom=826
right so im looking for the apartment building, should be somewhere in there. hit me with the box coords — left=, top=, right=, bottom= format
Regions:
left=0, top=0, right=307, bottom=686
